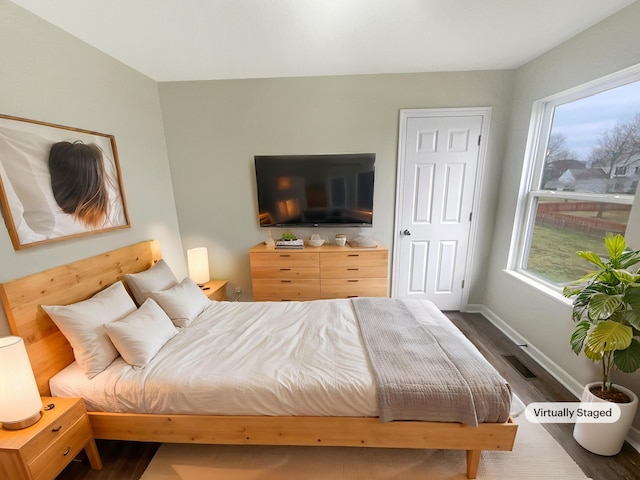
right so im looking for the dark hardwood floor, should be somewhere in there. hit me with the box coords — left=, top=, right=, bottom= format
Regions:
left=55, top=311, right=639, bottom=480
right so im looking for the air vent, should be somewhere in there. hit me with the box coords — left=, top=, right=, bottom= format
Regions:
left=503, top=355, right=537, bottom=379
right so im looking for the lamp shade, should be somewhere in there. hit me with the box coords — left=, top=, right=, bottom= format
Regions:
left=187, top=247, right=210, bottom=285
left=0, top=336, right=42, bottom=429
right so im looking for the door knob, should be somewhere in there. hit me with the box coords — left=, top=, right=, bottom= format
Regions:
left=402, top=229, right=411, bottom=236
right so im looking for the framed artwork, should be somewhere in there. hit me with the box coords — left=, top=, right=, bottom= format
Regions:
left=0, top=114, right=130, bottom=250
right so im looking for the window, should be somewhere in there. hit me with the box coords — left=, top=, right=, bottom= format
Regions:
left=511, top=67, right=640, bottom=287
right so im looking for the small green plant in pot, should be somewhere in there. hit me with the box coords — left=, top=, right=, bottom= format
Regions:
left=563, top=234, right=640, bottom=455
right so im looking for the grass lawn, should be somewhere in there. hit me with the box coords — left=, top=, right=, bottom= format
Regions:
left=526, top=224, right=607, bottom=284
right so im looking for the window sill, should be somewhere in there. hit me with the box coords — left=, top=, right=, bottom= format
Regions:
left=502, top=269, right=573, bottom=307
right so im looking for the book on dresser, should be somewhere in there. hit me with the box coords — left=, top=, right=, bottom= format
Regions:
left=249, top=242, right=388, bottom=301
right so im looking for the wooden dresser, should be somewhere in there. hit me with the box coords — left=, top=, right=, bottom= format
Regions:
left=249, top=243, right=388, bottom=301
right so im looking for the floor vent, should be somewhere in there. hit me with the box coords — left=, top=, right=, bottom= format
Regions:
left=503, top=355, right=537, bottom=379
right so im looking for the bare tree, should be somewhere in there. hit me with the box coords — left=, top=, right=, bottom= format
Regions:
left=546, top=132, right=574, bottom=162
left=589, top=112, right=640, bottom=176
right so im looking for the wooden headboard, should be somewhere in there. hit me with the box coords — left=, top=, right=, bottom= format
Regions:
left=0, top=240, right=162, bottom=396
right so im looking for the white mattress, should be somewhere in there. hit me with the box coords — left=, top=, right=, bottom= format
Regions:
left=51, top=298, right=379, bottom=416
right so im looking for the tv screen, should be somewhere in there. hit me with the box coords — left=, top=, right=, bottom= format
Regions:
left=254, top=153, right=375, bottom=227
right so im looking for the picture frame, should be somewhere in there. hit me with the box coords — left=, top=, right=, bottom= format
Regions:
left=0, top=114, right=130, bottom=250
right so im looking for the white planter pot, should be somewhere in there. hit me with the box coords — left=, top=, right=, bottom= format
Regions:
left=573, top=382, right=638, bottom=456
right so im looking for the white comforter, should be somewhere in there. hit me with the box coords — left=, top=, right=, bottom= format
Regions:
left=51, top=299, right=380, bottom=416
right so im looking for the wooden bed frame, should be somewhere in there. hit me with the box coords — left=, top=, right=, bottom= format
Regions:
left=0, top=240, right=517, bottom=479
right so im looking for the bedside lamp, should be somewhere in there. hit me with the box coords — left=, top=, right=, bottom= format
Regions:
left=187, top=247, right=210, bottom=286
left=0, top=336, right=42, bottom=430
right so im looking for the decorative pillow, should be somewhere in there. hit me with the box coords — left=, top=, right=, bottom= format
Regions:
left=125, top=259, right=178, bottom=305
left=152, top=277, right=211, bottom=328
left=104, top=299, right=178, bottom=369
left=42, top=281, right=137, bottom=378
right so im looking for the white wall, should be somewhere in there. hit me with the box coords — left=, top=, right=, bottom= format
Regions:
left=0, top=0, right=185, bottom=335
left=158, top=71, right=514, bottom=302
left=484, top=1, right=640, bottom=431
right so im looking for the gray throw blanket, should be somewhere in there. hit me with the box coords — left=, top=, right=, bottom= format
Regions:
left=352, top=298, right=511, bottom=427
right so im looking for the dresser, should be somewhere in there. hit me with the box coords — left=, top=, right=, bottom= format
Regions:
left=249, top=243, right=388, bottom=301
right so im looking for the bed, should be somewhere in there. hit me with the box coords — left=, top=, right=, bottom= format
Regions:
left=0, top=240, right=517, bottom=479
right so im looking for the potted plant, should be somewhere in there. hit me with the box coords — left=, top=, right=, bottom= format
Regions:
left=563, top=234, right=640, bottom=455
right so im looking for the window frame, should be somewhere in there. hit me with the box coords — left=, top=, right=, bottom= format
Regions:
left=508, top=64, right=640, bottom=293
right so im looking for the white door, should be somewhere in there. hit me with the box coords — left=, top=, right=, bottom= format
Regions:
left=392, top=108, right=488, bottom=310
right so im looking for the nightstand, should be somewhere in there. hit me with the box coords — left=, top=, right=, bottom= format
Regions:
left=0, top=397, right=102, bottom=480
left=202, top=279, right=228, bottom=301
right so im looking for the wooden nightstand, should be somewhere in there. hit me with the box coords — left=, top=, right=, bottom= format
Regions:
left=202, top=279, right=228, bottom=301
left=0, top=397, right=102, bottom=480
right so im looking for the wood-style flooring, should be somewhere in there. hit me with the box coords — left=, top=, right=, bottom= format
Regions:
left=55, top=311, right=640, bottom=480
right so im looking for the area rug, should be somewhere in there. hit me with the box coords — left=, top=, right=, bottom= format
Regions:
left=140, top=396, right=589, bottom=480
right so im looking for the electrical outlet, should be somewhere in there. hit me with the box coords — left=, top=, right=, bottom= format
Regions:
left=234, top=287, right=242, bottom=294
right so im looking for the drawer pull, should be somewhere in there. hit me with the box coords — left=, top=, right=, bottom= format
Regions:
left=63, top=447, right=71, bottom=456
left=348, top=280, right=359, bottom=283
left=51, top=426, right=62, bottom=432
left=347, top=254, right=360, bottom=257
left=347, top=268, right=359, bottom=271
left=279, top=254, right=291, bottom=258
left=281, top=280, right=292, bottom=283
left=280, top=268, right=291, bottom=271
left=347, top=295, right=359, bottom=298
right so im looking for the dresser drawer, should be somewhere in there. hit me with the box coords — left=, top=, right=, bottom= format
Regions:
left=21, top=400, right=86, bottom=461
left=28, top=415, right=92, bottom=480
left=250, top=252, right=319, bottom=268
left=321, top=278, right=388, bottom=298
left=320, top=250, right=388, bottom=267
left=320, top=265, right=387, bottom=279
left=251, top=267, right=320, bottom=279
left=253, top=279, right=320, bottom=300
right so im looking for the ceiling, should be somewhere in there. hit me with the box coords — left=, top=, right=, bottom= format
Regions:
left=9, top=0, right=636, bottom=82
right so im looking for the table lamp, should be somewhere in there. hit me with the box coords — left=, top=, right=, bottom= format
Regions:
left=187, top=247, right=210, bottom=286
left=0, top=336, right=42, bottom=430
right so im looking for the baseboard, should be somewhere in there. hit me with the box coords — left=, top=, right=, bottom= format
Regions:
left=465, top=303, right=640, bottom=453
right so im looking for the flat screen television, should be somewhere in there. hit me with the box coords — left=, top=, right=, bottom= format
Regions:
left=254, top=153, right=375, bottom=227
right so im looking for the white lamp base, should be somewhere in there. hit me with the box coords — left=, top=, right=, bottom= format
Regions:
left=2, top=411, right=42, bottom=430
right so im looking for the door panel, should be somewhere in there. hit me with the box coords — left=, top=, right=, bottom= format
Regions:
left=394, top=111, right=484, bottom=310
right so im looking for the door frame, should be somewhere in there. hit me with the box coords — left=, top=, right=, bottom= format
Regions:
left=391, top=107, right=492, bottom=310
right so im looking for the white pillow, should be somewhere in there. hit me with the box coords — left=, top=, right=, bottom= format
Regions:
left=125, top=259, right=178, bottom=305
left=104, top=299, right=178, bottom=368
left=42, top=281, right=137, bottom=378
left=152, top=277, right=211, bottom=328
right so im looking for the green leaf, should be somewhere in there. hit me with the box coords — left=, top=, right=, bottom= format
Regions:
left=625, top=287, right=640, bottom=310
left=622, top=310, right=640, bottom=330
left=612, top=269, right=640, bottom=285
left=584, top=343, right=603, bottom=362
left=577, top=251, right=606, bottom=269
left=588, top=293, right=623, bottom=320
left=619, top=248, right=640, bottom=270
left=605, top=234, right=626, bottom=260
left=570, top=320, right=590, bottom=355
left=587, top=321, right=633, bottom=354
left=614, top=339, right=640, bottom=373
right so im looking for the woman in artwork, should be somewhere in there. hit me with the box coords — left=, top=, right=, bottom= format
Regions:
left=48, top=141, right=110, bottom=228
left=0, top=118, right=128, bottom=248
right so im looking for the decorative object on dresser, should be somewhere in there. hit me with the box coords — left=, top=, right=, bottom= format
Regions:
left=335, top=233, right=347, bottom=246
left=187, top=247, right=210, bottom=286
left=0, top=397, right=102, bottom=480
left=264, top=230, right=275, bottom=249
left=308, top=233, right=325, bottom=247
left=0, top=336, right=42, bottom=430
left=249, top=243, right=388, bottom=301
